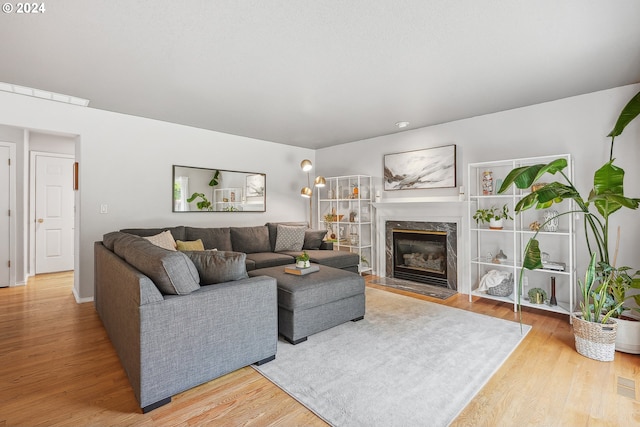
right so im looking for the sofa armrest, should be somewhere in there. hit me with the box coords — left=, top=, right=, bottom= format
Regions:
left=320, top=241, right=334, bottom=250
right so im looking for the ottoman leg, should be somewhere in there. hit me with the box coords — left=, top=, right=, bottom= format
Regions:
left=351, top=316, right=364, bottom=322
left=285, top=336, right=308, bottom=345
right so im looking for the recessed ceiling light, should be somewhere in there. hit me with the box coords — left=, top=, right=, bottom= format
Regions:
left=0, top=82, right=90, bottom=107
left=395, top=121, right=410, bottom=129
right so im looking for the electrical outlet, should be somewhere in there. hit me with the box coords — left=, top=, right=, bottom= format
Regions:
left=100, top=204, right=108, bottom=214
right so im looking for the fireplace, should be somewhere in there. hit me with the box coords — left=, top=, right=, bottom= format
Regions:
left=385, top=220, right=457, bottom=290
left=393, top=229, right=448, bottom=286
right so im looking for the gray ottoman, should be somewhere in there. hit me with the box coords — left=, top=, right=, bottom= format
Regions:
left=248, top=264, right=365, bottom=344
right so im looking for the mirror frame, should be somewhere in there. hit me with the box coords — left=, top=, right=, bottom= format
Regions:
left=172, top=165, right=266, bottom=213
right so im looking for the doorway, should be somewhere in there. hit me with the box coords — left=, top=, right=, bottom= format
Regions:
left=0, top=142, right=16, bottom=287
left=31, top=153, right=75, bottom=274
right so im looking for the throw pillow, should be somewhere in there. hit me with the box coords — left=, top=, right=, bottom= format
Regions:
left=183, top=250, right=249, bottom=285
left=123, top=238, right=200, bottom=295
left=274, top=224, right=306, bottom=252
left=303, top=229, right=327, bottom=250
left=144, top=230, right=177, bottom=251
left=176, top=239, right=205, bottom=251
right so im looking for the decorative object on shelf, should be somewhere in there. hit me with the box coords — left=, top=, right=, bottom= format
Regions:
left=493, top=249, right=507, bottom=264
left=478, top=270, right=512, bottom=297
left=473, top=204, right=513, bottom=230
left=352, top=184, right=359, bottom=198
left=349, top=211, right=358, bottom=222
left=482, top=170, right=493, bottom=195
left=295, top=251, right=311, bottom=269
left=529, top=221, right=541, bottom=231
left=550, top=277, right=557, bottom=306
left=498, top=89, right=640, bottom=335
left=527, top=288, right=547, bottom=304
left=543, top=209, right=559, bottom=232
left=383, top=144, right=456, bottom=190
left=299, top=159, right=326, bottom=226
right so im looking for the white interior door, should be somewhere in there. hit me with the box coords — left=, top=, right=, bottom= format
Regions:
left=35, top=155, right=75, bottom=274
left=0, top=145, right=10, bottom=286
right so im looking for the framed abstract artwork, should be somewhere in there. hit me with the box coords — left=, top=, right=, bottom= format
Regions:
left=383, top=144, right=456, bottom=190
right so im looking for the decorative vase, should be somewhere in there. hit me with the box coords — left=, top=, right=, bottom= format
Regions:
left=296, top=260, right=305, bottom=268
left=543, top=209, right=559, bottom=232
left=549, top=277, right=557, bottom=306
left=482, top=170, right=493, bottom=195
left=304, top=260, right=310, bottom=268
left=489, top=218, right=503, bottom=230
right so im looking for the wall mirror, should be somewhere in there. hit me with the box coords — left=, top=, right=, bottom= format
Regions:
left=173, top=165, right=266, bottom=212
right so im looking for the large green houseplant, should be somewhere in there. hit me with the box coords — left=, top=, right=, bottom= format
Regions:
left=498, top=90, right=640, bottom=335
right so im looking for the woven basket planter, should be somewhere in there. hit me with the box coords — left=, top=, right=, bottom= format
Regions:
left=572, top=314, right=618, bottom=362
left=486, top=280, right=513, bottom=297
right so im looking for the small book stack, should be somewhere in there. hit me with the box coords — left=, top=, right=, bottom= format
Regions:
left=284, top=264, right=320, bottom=275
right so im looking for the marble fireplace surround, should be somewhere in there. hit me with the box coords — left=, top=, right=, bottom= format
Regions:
left=373, top=197, right=468, bottom=294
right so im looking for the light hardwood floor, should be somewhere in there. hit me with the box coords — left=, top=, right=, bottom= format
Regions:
left=1, top=271, right=638, bottom=426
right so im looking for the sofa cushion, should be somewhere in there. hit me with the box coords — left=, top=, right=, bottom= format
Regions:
left=303, top=229, right=327, bottom=250
left=281, top=249, right=359, bottom=270
left=120, top=226, right=186, bottom=241
left=230, top=226, right=271, bottom=254
left=274, top=224, right=306, bottom=252
left=176, top=239, right=205, bottom=251
left=185, top=227, right=233, bottom=251
left=183, top=250, right=249, bottom=285
left=123, top=238, right=200, bottom=295
left=144, top=230, right=177, bottom=251
left=104, top=232, right=144, bottom=258
left=245, top=252, right=295, bottom=269
left=266, top=222, right=308, bottom=252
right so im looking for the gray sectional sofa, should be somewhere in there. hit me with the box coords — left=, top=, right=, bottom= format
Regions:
left=94, top=222, right=360, bottom=412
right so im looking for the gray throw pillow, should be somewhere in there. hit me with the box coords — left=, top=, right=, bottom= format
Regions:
left=123, top=238, right=200, bottom=295
left=274, top=224, right=306, bottom=252
left=184, top=250, right=249, bottom=285
left=303, top=229, right=327, bottom=250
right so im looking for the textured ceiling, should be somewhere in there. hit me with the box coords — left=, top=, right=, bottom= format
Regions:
left=1, top=0, right=639, bottom=148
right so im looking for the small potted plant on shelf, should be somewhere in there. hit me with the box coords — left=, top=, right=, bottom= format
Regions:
left=296, top=251, right=311, bottom=269
left=473, top=204, right=513, bottom=229
left=527, top=287, right=547, bottom=304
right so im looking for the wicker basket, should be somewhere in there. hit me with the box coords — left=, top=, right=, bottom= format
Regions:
left=486, top=274, right=513, bottom=297
left=572, top=314, right=618, bottom=362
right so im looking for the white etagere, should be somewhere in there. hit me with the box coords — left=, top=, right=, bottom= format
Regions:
left=467, top=154, right=576, bottom=320
left=317, top=175, right=373, bottom=275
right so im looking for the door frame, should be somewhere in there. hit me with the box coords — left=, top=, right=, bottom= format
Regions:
left=0, top=142, right=16, bottom=286
left=29, top=151, right=75, bottom=277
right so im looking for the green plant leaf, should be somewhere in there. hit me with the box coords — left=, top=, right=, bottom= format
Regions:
left=590, top=160, right=640, bottom=218
left=498, top=159, right=568, bottom=193
left=186, top=192, right=203, bottom=203
left=607, top=90, right=640, bottom=137
left=208, top=170, right=221, bottom=187
left=522, top=238, right=543, bottom=270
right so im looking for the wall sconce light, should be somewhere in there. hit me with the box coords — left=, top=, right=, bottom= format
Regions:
left=300, top=159, right=325, bottom=226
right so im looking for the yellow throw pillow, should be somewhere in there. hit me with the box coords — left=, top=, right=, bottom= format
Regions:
left=176, top=239, right=205, bottom=251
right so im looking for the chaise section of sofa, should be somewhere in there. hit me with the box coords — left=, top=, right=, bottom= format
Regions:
left=94, top=234, right=278, bottom=412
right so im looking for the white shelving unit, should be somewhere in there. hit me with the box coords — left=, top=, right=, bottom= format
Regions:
left=213, top=187, right=243, bottom=211
left=317, top=175, right=373, bottom=275
left=467, top=154, right=576, bottom=319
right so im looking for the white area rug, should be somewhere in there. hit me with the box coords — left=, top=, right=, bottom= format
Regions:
left=254, top=287, right=531, bottom=427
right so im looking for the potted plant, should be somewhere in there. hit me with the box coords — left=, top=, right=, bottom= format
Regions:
left=572, top=254, right=623, bottom=361
left=498, top=89, right=640, bottom=356
left=473, top=204, right=513, bottom=229
left=601, top=259, right=640, bottom=353
left=296, top=251, right=311, bottom=269
left=527, top=288, right=547, bottom=304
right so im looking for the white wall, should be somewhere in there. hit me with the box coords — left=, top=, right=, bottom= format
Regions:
left=0, top=92, right=314, bottom=300
left=317, top=84, right=640, bottom=282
